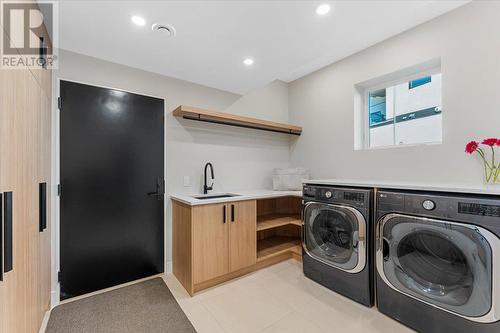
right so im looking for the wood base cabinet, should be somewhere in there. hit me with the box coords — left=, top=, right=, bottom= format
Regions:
left=173, top=200, right=256, bottom=295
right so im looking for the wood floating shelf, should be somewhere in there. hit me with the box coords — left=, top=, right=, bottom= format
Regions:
left=172, top=105, right=302, bottom=135
left=257, top=236, right=301, bottom=262
left=257, top=214, right=302, bottom=231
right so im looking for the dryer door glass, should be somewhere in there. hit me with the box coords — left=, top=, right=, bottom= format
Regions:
left=379, top=214, right=492, bottom=318
left=304, top=203, right=366, bottom=272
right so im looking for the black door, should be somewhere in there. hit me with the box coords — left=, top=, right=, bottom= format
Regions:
left=60, top=81, right=164, bottom=300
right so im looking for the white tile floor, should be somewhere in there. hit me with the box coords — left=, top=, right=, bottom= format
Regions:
left=163, top=259, right=414, bottom=333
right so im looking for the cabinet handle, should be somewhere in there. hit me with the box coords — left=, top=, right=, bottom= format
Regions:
left=4, top=192, right=13, bottom=273
left=0, top=193, right=3, bottom=281
left=231, top=204, right=235, bottom=222
left=223, top=205, right=226, bottom=224
left=39, top=183, right=47, bottom=232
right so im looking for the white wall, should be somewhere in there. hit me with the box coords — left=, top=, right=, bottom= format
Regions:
left=51, top=50, right=291, bottom=303
left=289, top=1, right=500, bottom=187
left=225, top=80, right=289, bottom=122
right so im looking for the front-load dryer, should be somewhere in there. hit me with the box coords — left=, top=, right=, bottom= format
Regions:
left=302, top=184, right=374, bottom=306
left=376, top=190, right=500, bottom=332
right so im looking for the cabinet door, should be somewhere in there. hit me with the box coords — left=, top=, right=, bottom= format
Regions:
left=192, top=203, right=229, bottom=284
left=0, top=60, right=32, bottom=333
left=229, top=200, right=256, bottom=272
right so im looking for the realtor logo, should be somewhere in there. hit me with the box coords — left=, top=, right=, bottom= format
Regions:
left=1, top=0, right=58, bottom=69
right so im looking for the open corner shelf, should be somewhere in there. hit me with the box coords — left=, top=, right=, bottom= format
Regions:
left=257, top=214, right=302, bottom=231
left=257, top=236, right=301, bottom=262
left=172, top=105, right=302, bottom=135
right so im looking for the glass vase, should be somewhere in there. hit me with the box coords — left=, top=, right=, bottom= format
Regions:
left=485, top=165, right=500, bottom=184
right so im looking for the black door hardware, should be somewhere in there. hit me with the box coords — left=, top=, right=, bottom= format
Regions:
left=39, top=183, right=47, bottom=232
left=0, top=193, right=3, bottom=281
left=147, top=178, right=165, bottom=201
left=4, top=192, right=13, bottom=273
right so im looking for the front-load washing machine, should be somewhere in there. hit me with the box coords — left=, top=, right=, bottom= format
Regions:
left=302, top=184, right=374, bottom=306
left=376, top=190, right=500, bottom=332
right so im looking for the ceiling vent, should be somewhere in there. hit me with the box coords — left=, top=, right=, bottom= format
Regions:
left=151, top=23, right=176, bottom=37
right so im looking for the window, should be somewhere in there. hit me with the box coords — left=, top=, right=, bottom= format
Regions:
left=408, top=76, right=431, bottom=89
left=361, top=70, right=442, bottom=149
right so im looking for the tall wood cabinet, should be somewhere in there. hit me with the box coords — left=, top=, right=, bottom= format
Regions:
left=0, top=24, right=52, bottom=333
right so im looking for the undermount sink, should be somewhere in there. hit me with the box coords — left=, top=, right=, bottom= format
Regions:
left=192, top=193, right=241, bottom=200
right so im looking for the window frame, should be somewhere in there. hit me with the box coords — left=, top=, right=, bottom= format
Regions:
left=362, top=67, right=442, bottom=150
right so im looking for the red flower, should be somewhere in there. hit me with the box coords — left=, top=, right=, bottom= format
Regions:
left=482, top=138, right=498, bottom=146
left=465, top=141, right=479, bottom=154
left=497, top=139, right=500, bottom=146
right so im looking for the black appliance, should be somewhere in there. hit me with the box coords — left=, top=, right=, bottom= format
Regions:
left=302, top=184, right=374, bottom=306
left=376, top=190, right=500, bottom=332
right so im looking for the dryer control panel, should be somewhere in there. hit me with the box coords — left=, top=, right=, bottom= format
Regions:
left=377, top=190, right=500, bottom=228
left=458, top=202, right=500, bottom=218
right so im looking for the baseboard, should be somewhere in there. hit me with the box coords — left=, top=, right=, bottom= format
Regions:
left=38, top=309, right=51, bottom=333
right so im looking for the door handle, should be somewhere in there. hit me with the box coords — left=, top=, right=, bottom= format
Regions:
left=231, top=204, right=234, bottom=222
left=147, top=178, right=164, bottom=201
left=39, top=183, right=47, bottom=232
left=0, top=193, right=3, bottom=281
left=4, top=192, right=13, bottom=273
left=223, top=205, right=226, bottom=224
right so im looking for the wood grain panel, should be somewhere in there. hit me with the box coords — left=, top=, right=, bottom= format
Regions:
left=257, top=196, right=302, bottom=216
left=229, top=200, right=256, bottom=272
left=257, top=214, right=301, bottom=231
left=172, top=105, right=302, bottom=135
left=172, top=200, right=193, bottom=295
left=192, top=203, right=229, bottom=284
left=0, top=63, right=29, bottom=333
left=0, top=23, right=52, bottom=333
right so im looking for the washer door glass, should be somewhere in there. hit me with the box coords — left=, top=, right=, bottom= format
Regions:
left=379, top=214, right=492, bottom=318
left=304, top=203, right=365, bottom=272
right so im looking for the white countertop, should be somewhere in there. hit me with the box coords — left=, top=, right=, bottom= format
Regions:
left=304, top=179, right=500, bottom=195
left=170, top=189, right=302, bottom=206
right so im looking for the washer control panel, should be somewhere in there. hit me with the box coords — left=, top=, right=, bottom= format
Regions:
left=303, top=184, right=370, bottom=208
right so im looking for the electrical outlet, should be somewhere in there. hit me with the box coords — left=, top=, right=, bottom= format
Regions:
left=183, top=176, right=191, bottom=187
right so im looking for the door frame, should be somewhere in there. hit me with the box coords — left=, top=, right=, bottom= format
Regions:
left=51, top=78, right=167, bottom=306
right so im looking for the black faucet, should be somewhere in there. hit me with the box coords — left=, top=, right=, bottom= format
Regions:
left=203, top=162, right=214, bottom=194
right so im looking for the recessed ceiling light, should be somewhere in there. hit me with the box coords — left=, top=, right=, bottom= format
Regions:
left=243, top=58, right=254, bottom=66
left=131, top=15, right=146, bottom=26
left=316, top=3, right=331, bottom=16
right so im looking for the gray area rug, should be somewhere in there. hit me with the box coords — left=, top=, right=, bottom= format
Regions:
left=46, top=278, right=196, bottom=333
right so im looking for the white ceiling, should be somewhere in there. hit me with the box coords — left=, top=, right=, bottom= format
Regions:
left=59, top=0, right=469, bottom=94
